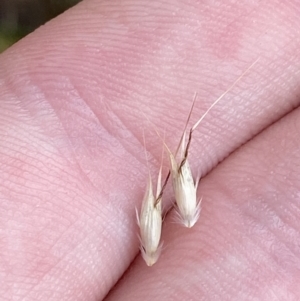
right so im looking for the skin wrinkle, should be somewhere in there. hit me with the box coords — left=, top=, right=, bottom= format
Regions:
left=81, top=94, right=151, bottom=170
left=45, top=98, right=108, bottom=192
left=64, top=60, right=170, bottom=181
left=56, top=80, right=131, bottom=159
left=37, top=84, right=142, bottom=203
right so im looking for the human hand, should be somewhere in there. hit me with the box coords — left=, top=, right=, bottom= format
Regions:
left=1, top=1, right=300, bottom=300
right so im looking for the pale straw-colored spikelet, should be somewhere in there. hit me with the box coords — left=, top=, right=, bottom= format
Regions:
left=170, top=132, right=201, bottom=228
left=137, top=170, right=163, bottom=266
left=137, top=132, right=165, bottom=266
left=159, top=116, right=201, bottom=228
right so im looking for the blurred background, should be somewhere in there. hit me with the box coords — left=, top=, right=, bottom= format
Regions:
left=0, top=0, right=82, bottom=53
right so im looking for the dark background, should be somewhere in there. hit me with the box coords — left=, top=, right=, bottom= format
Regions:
left=0, top=0, right=81, bottom=52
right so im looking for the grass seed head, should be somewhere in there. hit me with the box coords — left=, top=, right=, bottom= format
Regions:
left=138, top=175, right=163, bottom=266
left=172, top=159, right=201, bottom=228
left=137, top=132, right=164, bottom=266
left=170, top=58, right=259, bottom=228
left=168, top=131, right=201, bottom=228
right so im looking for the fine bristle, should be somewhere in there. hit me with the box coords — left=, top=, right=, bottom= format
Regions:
left=141, top=243, right=163, bottom=267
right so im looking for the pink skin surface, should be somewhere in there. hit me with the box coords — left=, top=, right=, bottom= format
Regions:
left=1, top=0, right=300, bottom=300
